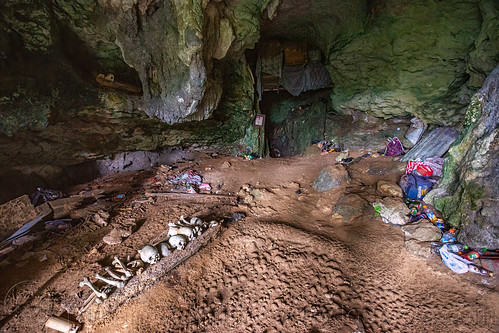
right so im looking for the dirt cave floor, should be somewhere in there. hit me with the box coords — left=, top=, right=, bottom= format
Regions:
left=0, top=148, right=498, bottom=333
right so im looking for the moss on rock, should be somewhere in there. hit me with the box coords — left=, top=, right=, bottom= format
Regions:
left=327, top=0, right=483, bottom=125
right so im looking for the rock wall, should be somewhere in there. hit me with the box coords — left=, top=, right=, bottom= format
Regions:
left=327, top=0, right=498, bottom=125
left=1, top=0, right=271, bottom=129
left=431, top=65, right=498, bottom=249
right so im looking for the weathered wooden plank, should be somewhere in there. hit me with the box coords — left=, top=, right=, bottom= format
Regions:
left=145, top=191, right=236, bottom=201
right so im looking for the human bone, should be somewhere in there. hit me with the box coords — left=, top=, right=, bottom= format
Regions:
left=138, top=245, right=160, bottom=264
left=194, top=225, right=202, bottom=235
left=79, top=277, right=108, bottom=299
left=168, top=223, right=195, bottom=240
left=78, top=290, right=98, bottom=314
left=158, top=242, right=172, bottom=257
left=179, top=215, right=190, bottom=225
left=104, top=267, right=128, bottom=281
left=95, top=273, right=125, bottom=288
left=190, top=217, right=203, bottom=226
left=127, top=259, right=144, bottom=269
left=168, top=234, right=187, bottom=250
left=112, top=256, right=133, bottom=278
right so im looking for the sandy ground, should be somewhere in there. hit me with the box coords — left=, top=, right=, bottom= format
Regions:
left=0, top=148, right=497, bottom=333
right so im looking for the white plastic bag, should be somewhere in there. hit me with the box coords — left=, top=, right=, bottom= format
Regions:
left=439, top=244, right=472, bottom=274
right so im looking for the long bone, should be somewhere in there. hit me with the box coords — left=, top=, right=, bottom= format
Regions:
left=95, top=273, right=125, bottom=288
left=78, top=286, right=111, bottom=314
left=112, top=256, right=133, bottom=278
left=79, top=277, right=108, bottom=299
left=105, top=267, right=129, bottom=281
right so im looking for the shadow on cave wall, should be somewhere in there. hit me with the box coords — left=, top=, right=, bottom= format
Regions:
left=0, top=148, right=196, bottom=205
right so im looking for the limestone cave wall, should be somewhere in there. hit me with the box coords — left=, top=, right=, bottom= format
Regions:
left=0, top=0, right=497, bottom=161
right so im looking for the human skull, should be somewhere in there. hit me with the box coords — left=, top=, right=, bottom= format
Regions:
left=168, top=234, right=187, bottom=250
left=190, top=217, right=203, bottom=226
left=138, top=245, right=160, bottom=264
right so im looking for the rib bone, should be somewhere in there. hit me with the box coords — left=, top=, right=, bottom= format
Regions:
left=95, top=273, right=125, bottom=288
left=79, top=277, right=108, bottom=299
left=112, top=256, right=133, bottom=278
left=105, top=267, right=129, bottom=281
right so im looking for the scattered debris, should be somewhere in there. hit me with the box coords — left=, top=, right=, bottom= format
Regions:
left=144, top=191, right=236, bottom=202
left=230, top=212, right=247, bottom=222
left=316, top=140, right=341, bottom=155
left=237, top=148, right=260, bottom=160
left=44, top=316, right=80, bottom=333
left=30, top=188, right=63, bottom=206
left=384, top=137, right=404, bottom=157
left=405, top=117, right=427, bottom=145
left=44, top=219, right=72, bottom=233
left=335, top=151, right=349, bottom=161
left=91, top=210, right=110, bottom=227
left=398, top=173, right=433, bottom=200
left=166, top=169, right=211, bottom=193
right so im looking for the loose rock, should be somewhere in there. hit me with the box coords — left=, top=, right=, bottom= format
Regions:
left=372, top=197, right=410, bottom=225
left=313, top=165, right=350, bottom=192
left=401, top=220, right=442, bottom=242
left=332, top=194, right=369, bottom=223
left=377, top=180, right=403, bottom=198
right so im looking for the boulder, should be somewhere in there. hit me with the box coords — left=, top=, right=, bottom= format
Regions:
left=401, top=220, right=442, bottom=242
left=332, top=194, right=369, bottom=223
left=372, top=197, right=410, bottom=225
left=377, top=181, right=403, bottom=198
left=313, top=165, right=350, bottom=192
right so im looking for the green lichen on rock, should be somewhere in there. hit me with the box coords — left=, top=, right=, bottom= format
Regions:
left=435, top=181, right=486, bottom=227
left=229, top=0, right=272, bottom=51
left=466, top=0, right=499, bottom=89
left=432, top=65, right=499, bottom=248
left=216, top=58, right=259, bottom=151
left=0, top=85, right=59, bottom=136
left=328, top=0, right=483, bottom=125
left=0, top=0, right=54, bottom=52
left=268, top=91, right=329, bottom=156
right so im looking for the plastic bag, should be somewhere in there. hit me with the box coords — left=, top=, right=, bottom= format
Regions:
left=424, top=157, right=444, bottom=177
left=399, top=173, right=433, bottom=199
left=439, top=244, right=472, bottom=274
left=384, top=137, right=404, bottom=156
